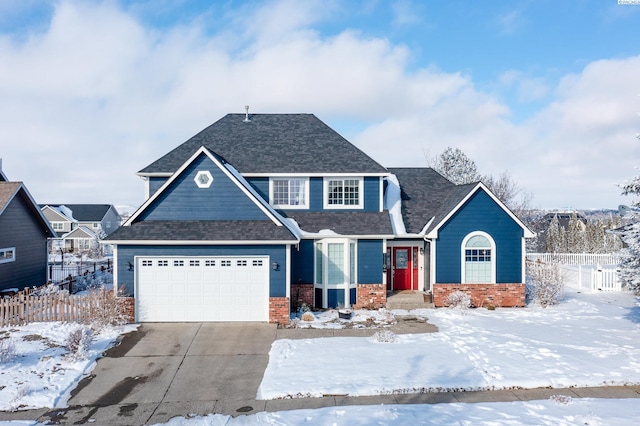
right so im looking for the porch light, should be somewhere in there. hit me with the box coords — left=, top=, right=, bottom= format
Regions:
left=271, top=262, right=279, bottom=271
left=419, top=247, right=424, bottom=255
left=126, top=261, right=134, bottom=271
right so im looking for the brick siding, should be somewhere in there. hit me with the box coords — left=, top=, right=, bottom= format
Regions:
left=353, top=283, right=387, bottom=309
left=291, top=283, right=314, bottom=311
left=269, top=297, right=290, bottom=324
left=119, top=296, right=136, bottom=323
left=433, top=283, right=525, bottom=308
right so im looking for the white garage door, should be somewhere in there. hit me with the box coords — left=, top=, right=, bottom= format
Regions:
left=136, top=256, right=270, bottom=322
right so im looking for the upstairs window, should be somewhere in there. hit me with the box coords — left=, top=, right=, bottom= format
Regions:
left=270, top=178, right=308, bottom=209
left=324, top=177, right=363, bottom=209
left=52, top=222, right=64, bottom=231
left=0, top=247, right=15, bottom=264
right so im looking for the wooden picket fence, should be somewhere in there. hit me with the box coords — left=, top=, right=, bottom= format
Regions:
left=0, top=288, right=121, bottom=327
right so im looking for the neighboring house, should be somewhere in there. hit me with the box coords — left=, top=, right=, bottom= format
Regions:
left=0, top=161, right=56, bottom=293
left=107, top=113, right=534, bottom=323
left=41, top=204, right=121, bottom=254
left=539, top=212, right=587, bottom=231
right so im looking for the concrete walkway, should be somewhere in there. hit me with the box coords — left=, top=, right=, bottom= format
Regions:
left=1, top=323, right=639, bottom=425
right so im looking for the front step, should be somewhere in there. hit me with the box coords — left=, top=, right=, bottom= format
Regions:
left=385, top=291, right=435, bottom=310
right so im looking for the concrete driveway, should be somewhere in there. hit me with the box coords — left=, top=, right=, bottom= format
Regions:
left=41, top=323, right=278, bottom=425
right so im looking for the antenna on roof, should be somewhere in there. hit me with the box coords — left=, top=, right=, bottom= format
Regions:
left=243, top=105, right=251, bottom=122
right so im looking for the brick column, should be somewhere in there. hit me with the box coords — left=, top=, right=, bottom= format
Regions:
left=290, top=283, right=314, bottom=311
left=353, top=284, right=386, bottom=309
left=269, top=297, right=290, bottom=324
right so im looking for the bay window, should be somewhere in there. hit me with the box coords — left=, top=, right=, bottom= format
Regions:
left=314, top=239, right=357, bottom=308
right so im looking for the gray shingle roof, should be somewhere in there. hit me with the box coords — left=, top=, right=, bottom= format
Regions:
left=139, top=114, right=389, bottom=175
left=40, top=204, right=115, bottom=221
left=388, top=168, right=468, bottom=234
left=105, top=220, right=298, bottom=242
left=286, top=211, right=393, bottom=236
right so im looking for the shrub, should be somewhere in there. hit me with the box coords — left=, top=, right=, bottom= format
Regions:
left=445, top=290, right=471, bottom=309
left=65, top=326, right=93, bottom=361
left=86, top=287, right=131, bottom=328
left=0, top=337, right=17, bottom=363
left=527, top=260, right=564, bottom=308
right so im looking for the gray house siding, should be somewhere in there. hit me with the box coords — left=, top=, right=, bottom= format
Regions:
left=435, top=189, right=524, bottom=284
left=0, top=196, right=48, bottom=291
left=116, top=244, right=288, bottom=297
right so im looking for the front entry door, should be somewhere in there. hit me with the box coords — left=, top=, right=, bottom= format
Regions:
left=392, top=247, right=413, bottom=291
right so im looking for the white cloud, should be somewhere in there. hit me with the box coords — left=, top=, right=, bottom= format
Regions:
left=0, top=0, right=637, bottom=212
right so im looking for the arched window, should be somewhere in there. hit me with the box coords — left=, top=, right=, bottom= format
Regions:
left=462, top=232, right=496, bottom=283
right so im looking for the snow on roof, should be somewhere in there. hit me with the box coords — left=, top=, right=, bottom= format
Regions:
left=384, top=174, right=407, bottom=236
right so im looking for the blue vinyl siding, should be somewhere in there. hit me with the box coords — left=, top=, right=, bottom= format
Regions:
left=246, top=176, right=382, bottom=212
left=357, top=239, right=383, bottom=284
left=309, top=177, right=323, bottom=210
left=148, top=177, right=168, bottom=197
left=363, top=177, right=381, bottom=212
left=327, top=288, right=344, bottom=307
left=435, top=189, right=523, bottom=284
left=291, top=240, right=314, bottom=284
left=246, top=177, right=269, bottom=203
left=0, top=194, right=49, bottom=291
left=116, top=244, right=287, bottom=297
left=139, top=154, right=268, bottom=221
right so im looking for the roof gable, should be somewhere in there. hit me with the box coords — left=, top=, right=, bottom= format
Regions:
left=127, top=147, right=295, bottom=233
left=138, top=114, right=389, bottom=176
left=41, top=205, right=75, bottom=222
left=63, top=226, right=98, bottom=239
left=425, top=183, right=535, bottom=239
left=0, top=182, right=55, bottom=237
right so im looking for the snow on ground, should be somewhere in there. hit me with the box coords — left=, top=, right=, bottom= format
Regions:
left=154, top=397, right=640, bottom=425
left=0, top=322, right=136, bottom=411
left=258, top=290, right=640, bottom=399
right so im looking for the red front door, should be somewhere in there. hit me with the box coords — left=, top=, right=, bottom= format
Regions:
left=392, top=247, right=413, bottom=291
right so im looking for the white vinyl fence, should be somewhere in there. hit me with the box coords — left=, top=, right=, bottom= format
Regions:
left=526, top=253, right=623, bottom=266
left=527, top=253, right=623, bottom=293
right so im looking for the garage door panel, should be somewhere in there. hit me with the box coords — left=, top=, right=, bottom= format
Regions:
left=136, top=256, right=270, bottom=322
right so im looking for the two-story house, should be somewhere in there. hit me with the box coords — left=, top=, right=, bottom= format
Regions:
left=41, top=204, right=121, bottom=254
left=0, top=161, right=55, bottom=293
left=107, top=113, right=533, bottom=324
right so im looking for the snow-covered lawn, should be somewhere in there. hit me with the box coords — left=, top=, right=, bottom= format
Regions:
left=1, top=289, right=639, bottom=425
left=0, top=322, right=136, bottom=411
left=258, top=290, right=640, bottom=399
left=155, top=397, right=640, bottom=425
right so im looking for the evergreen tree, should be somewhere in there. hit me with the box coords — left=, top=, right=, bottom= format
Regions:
left=566, top=213, right=586, bottom=253
left=617, top=135, right=640, bottom=294
left=545, top=214, right=562, bottom=253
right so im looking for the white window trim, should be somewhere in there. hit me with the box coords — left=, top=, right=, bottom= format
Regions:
left=314, top=238, right=357, bottom=308
left=269, top=177, right=309, bottom=209
left=52, top=222, right=65, bottom=231
left=0, top=247, right=16, bottom=264
left=194, top=170, right=214, bottom=188
left=461, top=231, right=496, bottom=284
left=323, top=177, right=364, bottom=209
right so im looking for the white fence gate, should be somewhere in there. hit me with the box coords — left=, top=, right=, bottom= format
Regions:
left=527, top=253, right=623, bottom=293
left=559, top=265, right=622, bottom=292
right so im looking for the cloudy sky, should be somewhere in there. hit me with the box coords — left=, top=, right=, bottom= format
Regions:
left=1, top=0, right=639, bottom=214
